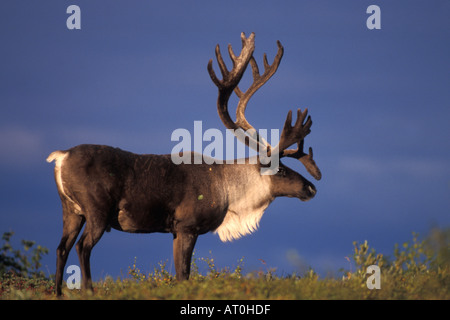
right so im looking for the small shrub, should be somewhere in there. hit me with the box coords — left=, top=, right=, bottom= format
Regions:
left=0, top=231, right=49, bottom=278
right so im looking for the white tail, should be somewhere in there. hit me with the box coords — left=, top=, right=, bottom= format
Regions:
left=46, top=150, right=66, bottom=163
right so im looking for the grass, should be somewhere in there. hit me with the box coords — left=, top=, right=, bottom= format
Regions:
left=0, top=229, right=449, bottom=300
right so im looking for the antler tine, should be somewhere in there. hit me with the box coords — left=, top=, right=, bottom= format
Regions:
left=216, top=44, right=230, bottom=81
left=270, top=108, right=307, bottom=155
left=207, top=32, right=255, bottom=92
left=273, top=108, right=321, bottom=180
left=297, top=144, right=322, bottom=181
left=207, top=58, right=221, bottom=88
left=227, top=31, right=250, bottom=67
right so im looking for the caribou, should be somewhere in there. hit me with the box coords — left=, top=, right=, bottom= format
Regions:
left=47, top=32, right=321, bottom=295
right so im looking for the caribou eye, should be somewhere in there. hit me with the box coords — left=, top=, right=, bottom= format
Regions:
left=276, top=167, right=287, bottom=177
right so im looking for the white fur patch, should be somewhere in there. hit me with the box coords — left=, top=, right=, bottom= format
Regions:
left=47, top=151, right=67, bottom=194
left=47, top=150, right=82, bottom=213
left=214, top=170, right=273, bottom=242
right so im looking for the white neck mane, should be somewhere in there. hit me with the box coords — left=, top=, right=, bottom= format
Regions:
left=214, top=169, right=273, bottom=242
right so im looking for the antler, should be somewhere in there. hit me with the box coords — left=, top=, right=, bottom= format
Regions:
left=207, top=32, right=283, bottom=151
left=208, top=33, right=321, bottom=181
left=233, top=40, right=284, bottom=132
left=276, top=109, right=322, bottom=180
left=207, top=32, right=256, bottom=133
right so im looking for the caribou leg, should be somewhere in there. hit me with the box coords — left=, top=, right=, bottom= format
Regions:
left=173, top=232, right=198, bottom=281
left=55, top=201, right=85, bottom=296
left=75, top=213, right=107, bottom=292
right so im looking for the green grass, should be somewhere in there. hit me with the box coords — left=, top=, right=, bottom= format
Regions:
left=1, top=229, right=449, bottom=300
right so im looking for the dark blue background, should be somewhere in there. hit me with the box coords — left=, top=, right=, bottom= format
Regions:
left=1, top=0, right=449, bottom=279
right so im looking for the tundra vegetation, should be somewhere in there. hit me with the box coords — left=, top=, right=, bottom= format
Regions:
left=0, top=228, right=448, bottom=300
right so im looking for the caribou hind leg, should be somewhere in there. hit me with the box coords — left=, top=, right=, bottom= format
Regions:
left=74, top=208, right=109, bottom=292
left=55, top=200, right=85, bottom=296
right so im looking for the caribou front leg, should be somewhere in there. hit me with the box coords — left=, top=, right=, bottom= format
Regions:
left=173, top=232, right=198, bottom=281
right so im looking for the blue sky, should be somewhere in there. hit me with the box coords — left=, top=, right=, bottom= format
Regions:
left=1, top=0, right=449, bottom=279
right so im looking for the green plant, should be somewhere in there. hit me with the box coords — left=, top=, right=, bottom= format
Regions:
left=390, top=232, right=431, bottom=275
left=0, top=231, right=49, bottom=278
left=148, top=260, right=174, bottom=285
left=200, top=251, right=220, bottom=279
left=127, top=257, right=146, bottom=281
